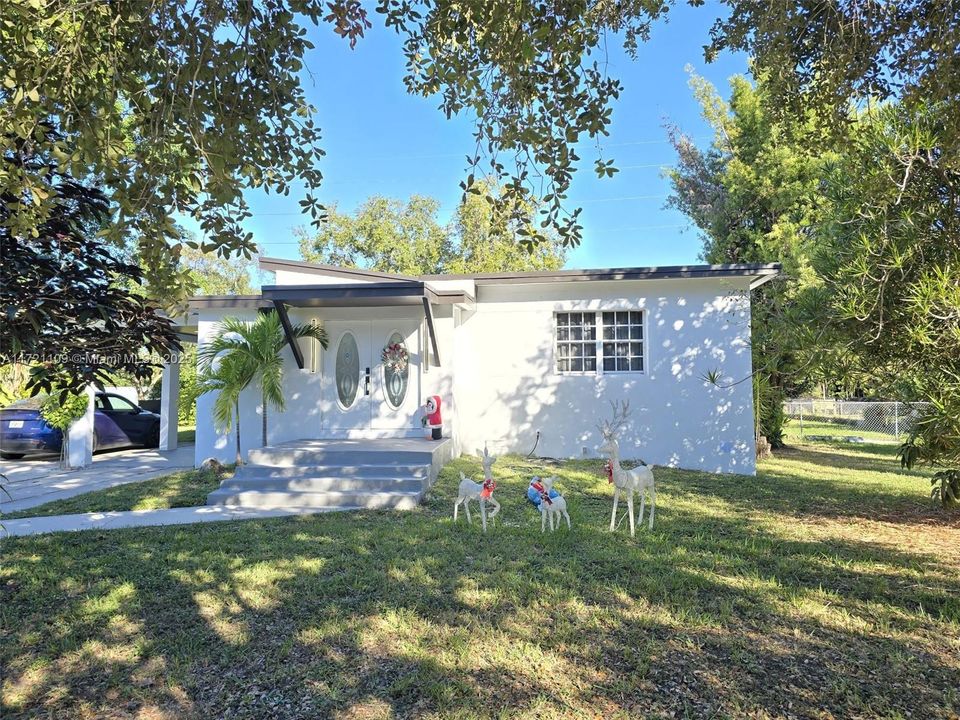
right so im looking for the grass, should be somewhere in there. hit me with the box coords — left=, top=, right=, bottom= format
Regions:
left=783, top=418, right=901, bottom=444
left=178, top=425, right=196, bottom=444
left=2, top=441, right=958, bottom=719
left=2, top=468, right=224, bottom=520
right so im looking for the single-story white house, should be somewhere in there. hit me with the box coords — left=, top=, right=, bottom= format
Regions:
left=189, top=257, right=779, bottom=476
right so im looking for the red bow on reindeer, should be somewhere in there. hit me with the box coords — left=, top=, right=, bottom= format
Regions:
left=605, top=460, right=614, bottom=484
left=530, top=479, right=553, bottom=505
left=480, top=477, right=496, bottom=499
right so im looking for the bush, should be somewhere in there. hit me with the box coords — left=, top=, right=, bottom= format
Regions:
left=898, top=386, right=960, bottom=509
left=931, top=470, right=960, bottom=508
left=754, top=374, right=787, bottom=449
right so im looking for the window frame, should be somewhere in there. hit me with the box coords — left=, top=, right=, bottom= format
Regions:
left=553, top=308, right=646, bottom=376
left=381, top=328, right=409, bottom=410
left=553, top=311, right=599, bottom=375
left=599, top=310, right=646, bottom=375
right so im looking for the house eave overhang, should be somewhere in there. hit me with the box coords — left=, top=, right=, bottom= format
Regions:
left=450, top=263, right=783, bottom=287
left=259, top=282, right=472, bottom=307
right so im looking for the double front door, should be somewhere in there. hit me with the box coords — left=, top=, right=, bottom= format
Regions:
left=323, top=319, right=421, bottom=433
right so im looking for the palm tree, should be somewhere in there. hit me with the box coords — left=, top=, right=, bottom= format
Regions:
left=198, top=311, right=328, bottom=458
left=198, top=352, right=250, bottom=465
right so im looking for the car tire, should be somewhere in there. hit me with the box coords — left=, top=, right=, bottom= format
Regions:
left=147, top=423, right=161, bottom=449
left=1, top=452, right=25, bottom=460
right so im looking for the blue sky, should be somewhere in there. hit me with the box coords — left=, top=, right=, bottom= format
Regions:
left=214, top=3, right=748, bottom=269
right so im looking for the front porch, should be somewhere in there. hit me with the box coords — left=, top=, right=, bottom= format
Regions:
left=206, top=437, right=455, bottom=511
left=190, top=276, right=470, bottom=465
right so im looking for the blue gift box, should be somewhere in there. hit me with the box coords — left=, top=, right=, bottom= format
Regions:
left=527, top=484, right=561, bottom=507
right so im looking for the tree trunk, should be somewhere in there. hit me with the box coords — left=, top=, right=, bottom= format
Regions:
left=234, top=402, right=242, bottom=465
left=261, top=389, right=268, bottom=448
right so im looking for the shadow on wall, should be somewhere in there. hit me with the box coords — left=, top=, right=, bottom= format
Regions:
left=458, top=286, right=755, bottom=474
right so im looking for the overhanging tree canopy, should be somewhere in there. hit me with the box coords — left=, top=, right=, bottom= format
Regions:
left=6, top=1, right=954, bottom=305
left=1, top=129, right=181, bottom=396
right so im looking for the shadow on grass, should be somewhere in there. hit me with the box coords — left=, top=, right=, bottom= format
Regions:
left=2, top=448, right=958, bottom=719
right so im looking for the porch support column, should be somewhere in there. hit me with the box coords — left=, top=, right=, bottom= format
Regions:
left=422, top=297, right=441, bottom=366
left=66, top=385, right=95, bottom=468
left=159, top=358, right=180, bottom=451
left=273, top=300, right=305, bottom=369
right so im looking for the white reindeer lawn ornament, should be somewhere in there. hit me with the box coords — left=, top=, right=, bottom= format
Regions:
left=453, top=445, right=501, bottom=532
left=597, top=400, right=655, bottom=536
left=532, top=476, right=571, bottom=532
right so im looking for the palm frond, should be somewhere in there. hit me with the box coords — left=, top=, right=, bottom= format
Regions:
left=196, top=310, right=314, bottom=436
left=287, top=322, right=329, bottom=349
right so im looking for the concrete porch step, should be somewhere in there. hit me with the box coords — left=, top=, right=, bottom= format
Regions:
left=215, top=475, right=425, bottom=493
left=248, top=447, right=435, bottom=467
left=207, top=438, right=452, bottom=511
left=206, top=488, right=423, bottom=510
left=233, top=463, right=431, bottom=480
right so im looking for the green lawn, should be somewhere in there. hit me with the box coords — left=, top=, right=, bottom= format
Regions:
left=2, top=468, right=224, bottom=520
left=783, top=418, right=901, bottom=444
left=2, top=442, right=958, bottom=719
left=178, top=425, right=196, bottom=444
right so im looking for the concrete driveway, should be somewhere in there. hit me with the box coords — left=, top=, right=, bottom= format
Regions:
left=1, top=444, right=195, bottom=514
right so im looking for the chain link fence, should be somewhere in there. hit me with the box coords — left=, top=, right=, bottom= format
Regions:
left=783, top=399, right=931, bottom=443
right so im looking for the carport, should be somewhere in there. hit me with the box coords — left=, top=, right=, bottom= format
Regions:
left=62, top=319, right=197, bottom=468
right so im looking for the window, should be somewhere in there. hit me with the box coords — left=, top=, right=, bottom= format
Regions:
left=602, top=311, right=644, bottom=372
left=106, top=395, right=138, bottom=413
left=382, top=331, right=408, bottom=409
left=555, top=310, right=645, bottom=374
left=555, top=312, right=597, bottom=373
left=335, top=332, right=360, bottom=408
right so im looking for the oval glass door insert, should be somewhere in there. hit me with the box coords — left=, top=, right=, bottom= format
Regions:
left=335, top=332, right=360, bottom=408
left=383, top=331, right=408, bottom=409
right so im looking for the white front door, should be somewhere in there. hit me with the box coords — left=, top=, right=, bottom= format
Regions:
left=324, top=319, right=421, bottom=435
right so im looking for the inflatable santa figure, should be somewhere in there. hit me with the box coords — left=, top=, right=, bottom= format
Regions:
left=423, top=395, right=443, bottom=440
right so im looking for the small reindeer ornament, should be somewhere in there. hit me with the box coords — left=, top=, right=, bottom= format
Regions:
left=531, top=476, right=570, bottom=532
left=597, top=400, right=655, bottom=535
left=453, top=445, right=501, bottom=532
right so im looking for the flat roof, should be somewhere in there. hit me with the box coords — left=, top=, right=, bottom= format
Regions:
left=259, top=257, right=422, bottom=283
left=189, top=259, right=780, bottom=308
left=430, top=263, right=781, bottom=288
left=259, top=256, right=780, bottom=289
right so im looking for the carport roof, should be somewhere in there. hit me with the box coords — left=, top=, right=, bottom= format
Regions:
left=260, top=282, right=472, bottom=307
left=187, top=283, right=472, bottom=310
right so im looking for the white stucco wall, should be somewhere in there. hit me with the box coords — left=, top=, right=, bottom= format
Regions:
left=193, top=276, right=757, bottom=474
left=454, top=277, right=756, bottom=474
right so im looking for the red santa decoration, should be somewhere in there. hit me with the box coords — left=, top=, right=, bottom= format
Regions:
left=423, top=395, right=443, bottom=440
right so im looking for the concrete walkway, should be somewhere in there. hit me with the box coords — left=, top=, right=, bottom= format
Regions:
left=1, top=444, right=196, bottom=514
left=1, top=504, right=351, bottom=538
